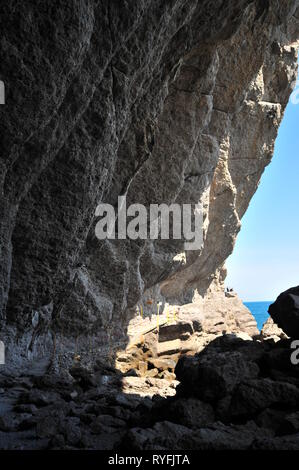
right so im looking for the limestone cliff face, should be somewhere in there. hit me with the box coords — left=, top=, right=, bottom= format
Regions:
left=0, top=1, right=299, bottom=365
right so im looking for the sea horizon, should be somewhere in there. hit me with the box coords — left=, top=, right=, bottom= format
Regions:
left=243, top=300, right=274, bottom=331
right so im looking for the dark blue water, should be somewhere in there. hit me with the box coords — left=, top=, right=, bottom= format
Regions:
left=244, top=301, right=273, bottom=331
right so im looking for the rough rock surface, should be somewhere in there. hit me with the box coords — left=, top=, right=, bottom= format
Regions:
left=185, top=276, right=259, bottom=337
left=114, top=284, right=258, bottom=378
left=0, top=1, right=298, bottom=369
left=1, top=334, right=299, bottom=450
left=261, top=316, right=289, bottom=342
left=269, top=286, right=299, bottom=338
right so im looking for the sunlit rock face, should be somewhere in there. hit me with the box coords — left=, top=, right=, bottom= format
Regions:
left=0, top=1, right=298, bottom=366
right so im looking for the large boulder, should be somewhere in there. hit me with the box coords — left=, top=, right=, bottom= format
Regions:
left=269, top=286, right=299, bottom=338
left=122, top=421, right=193, bottom=450
left=158, top=321, right=194, bottom=342
left=122, top=420, right=272, bottom=450
left=261, top=317, right=288, bottom=342
left=229, top=378, right=299, bottom=417
left=175, top=348, right=259, bottom=402
left=158, top=397, right=215, bottom=429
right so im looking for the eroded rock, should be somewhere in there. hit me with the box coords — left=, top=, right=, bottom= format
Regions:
left=269, top=286, right=299, bottom=338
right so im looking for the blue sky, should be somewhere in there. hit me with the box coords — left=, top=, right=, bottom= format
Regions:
left=226, top=71, right=299, bottom=302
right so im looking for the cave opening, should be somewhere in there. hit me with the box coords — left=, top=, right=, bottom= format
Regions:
left=0, top=0, right=299, bottom=453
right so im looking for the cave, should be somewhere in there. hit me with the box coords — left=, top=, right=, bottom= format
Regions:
left=1, top=0, right=299, bottom=454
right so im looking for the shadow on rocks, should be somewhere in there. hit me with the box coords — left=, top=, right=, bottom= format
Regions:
left=2, top=334, right=299, bottom=450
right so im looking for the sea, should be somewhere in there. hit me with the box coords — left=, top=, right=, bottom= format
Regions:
left=243, top=301, right=273, bottom=331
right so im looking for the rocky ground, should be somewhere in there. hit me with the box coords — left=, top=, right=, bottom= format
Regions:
left=1, top=334, right=299, bottom=450
left=115, top=288, right=258, bottom=380
left=1, top=298, right=299, bottom=451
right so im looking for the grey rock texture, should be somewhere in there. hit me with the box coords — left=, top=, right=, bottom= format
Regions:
left=0, top=1, right=298, bottom=368
left=114, top=293, right=259, bottom=380
left=1, top=334, right=299, bottom=449
left=269, top=286, right=299, bottom=337
left=184, top=275, right=260, bottom=336
left=261, top=316, right=289, bottom=341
